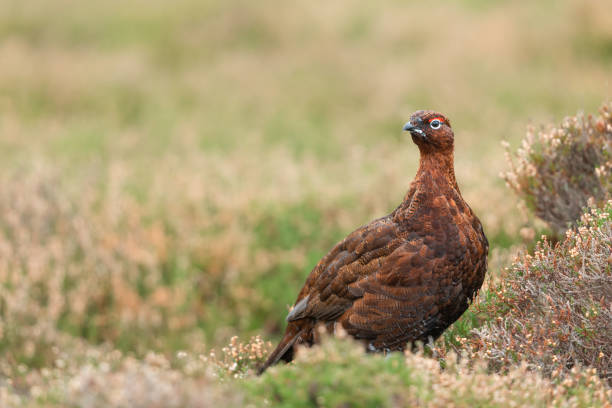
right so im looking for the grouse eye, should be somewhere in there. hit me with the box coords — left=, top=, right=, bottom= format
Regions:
left=430, top=119, right=442, bottom=130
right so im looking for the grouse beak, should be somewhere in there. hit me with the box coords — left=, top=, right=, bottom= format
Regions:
left=403, top=121, right=426, bottom=138
left=403, top=121, right=416, bottom=132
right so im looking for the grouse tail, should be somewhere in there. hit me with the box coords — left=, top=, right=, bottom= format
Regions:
left=257, top=323, right=306, bottom=375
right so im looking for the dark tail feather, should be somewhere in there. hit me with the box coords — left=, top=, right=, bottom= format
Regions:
left=257, top=325, right=305, bottom=376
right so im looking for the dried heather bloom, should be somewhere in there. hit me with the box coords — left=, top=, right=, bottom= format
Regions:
left=251, top=332, right=611, bottom=407
left=208, top=335, right=272, bottom=377
left=471, top=201, right=612, bottom=385
left=503, top=101, right=612, bottom=235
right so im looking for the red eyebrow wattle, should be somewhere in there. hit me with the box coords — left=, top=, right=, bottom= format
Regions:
left=429, top=117, right=444, bottom=123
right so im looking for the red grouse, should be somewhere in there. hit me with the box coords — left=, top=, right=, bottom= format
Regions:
left=258, top=110, right=488, bottom=375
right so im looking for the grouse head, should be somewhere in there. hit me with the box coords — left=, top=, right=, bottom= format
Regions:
left=403, top=110, right=453, bottom=153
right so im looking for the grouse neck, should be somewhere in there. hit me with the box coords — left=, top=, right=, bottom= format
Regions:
left=416, top=150, right=459, bottom=192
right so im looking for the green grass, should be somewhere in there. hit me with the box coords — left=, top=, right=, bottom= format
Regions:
left=247, top=346, right=417, bottom=407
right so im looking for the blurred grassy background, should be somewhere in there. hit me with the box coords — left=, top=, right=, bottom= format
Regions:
left=0, top=0, right=610, bottom=358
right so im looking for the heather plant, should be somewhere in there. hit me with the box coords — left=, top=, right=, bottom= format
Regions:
left=245, top=334, right=611, bottom=407
left=3, top=334, right=610, bottom=408
left=207, top=335, right=272, bottom=378
left=469, top=201, right=612, bottom=384
left=0, top=344, right=241, bottom=408
left=503, top=102, right=612, bottom=235
left=0, top=168, right=194, bottom=361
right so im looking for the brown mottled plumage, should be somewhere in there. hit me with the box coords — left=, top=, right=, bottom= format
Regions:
left=257, top=110, right=488, bottom=375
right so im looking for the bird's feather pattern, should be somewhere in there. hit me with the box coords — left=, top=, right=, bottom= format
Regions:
left=257, top=110, right=488, bottom=375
